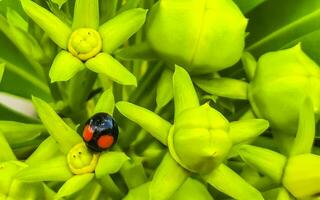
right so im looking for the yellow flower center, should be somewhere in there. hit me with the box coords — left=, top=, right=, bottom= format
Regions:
left=67, top=143, right=99, bottom=175
left=68, top=28, right=102, bottom=61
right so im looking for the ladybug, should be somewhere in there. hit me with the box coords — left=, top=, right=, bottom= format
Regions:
left=82, top=112, right=119, bottom=152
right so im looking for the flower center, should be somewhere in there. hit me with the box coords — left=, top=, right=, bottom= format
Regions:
left=68, top=28, right=102, bottom=61
left=67, top=143, right=99, bottom=175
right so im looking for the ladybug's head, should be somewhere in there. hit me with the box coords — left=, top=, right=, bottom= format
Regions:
left=82, top=113, right=119, bottom=152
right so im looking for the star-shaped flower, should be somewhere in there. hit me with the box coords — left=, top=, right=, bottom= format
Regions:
left=15, top=89, right=129, bottom=199
left=238, top=98, right=320, bottom=199
left=116, top=66, right=269, bottom=200
left=21, top=0, right=147, bottom=85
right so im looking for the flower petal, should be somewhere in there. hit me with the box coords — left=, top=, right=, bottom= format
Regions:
left=150, top=153, right=189, bottom=200
left=94, top=88, right=115, bottom=115
left=15, top=156, right=73, bottom=182
left=56, top=173, right=94, bottom=198
left=238, top=145, right=287, bottom=183
left=203, top=164, right=264, bottom=200
left=0, top=131, right=16, bottom=161
left=32, top=96, right=82, bottom=154
left=85, top=53, right=137, bottom=86
left=95, top=151, right=129, bottom=178
left=116, top=101, right=171, bottom=145
left=173, top=65, right=199, bottom=120
left=20, top=0, right=71, bottom=49
left=72, top=0, right=99, bottom=29
left=99, top=8, right=147, bottom=53
left=49, top=50, right=85, bottom=82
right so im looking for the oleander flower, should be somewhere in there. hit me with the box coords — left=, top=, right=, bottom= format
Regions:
left=116, top=66, right=269, bottom=200
left=21, top=0, right=147, bottom=85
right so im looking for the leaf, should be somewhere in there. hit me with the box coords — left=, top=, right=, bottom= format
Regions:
left=116, top=101, right=172, bottom=145
left=56, top=173, right=94, bottom=198
left=233, top=0, right=266, bottom=14
left=0, top=121, right=45, bottom=145
left=150, top=153, right=189, bottom=200
left=246, top=0, right=320, bottom=57
left=193, top=77, right=249, bottom=100
left=95, top=151, right=129, bottom=178
left=72, top=0, right=99, bottom=29
left=99, top=8, right=148, bottom=53
left=0, top=32, right=51, bottom=100
left=204, top=164, right=264, bottom=200
left=86, top=53, right=137, bottom=86
left=173, top=66, right=199, bottom=119
left=94, top=88, right=115, bottom=115
left=15, top=156, right=73, bottom=182
left=0, top=63, right=4, bottom=82
left=32, top=96, right=82, bottom=154
left=49, top=50, right=85, bottom=82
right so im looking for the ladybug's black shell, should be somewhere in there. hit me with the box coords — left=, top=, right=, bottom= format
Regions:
left=83, top=112, right=119, bottom=152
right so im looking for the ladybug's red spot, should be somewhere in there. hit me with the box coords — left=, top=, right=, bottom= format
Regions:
left=97, top=135, right=114, bottom=149
left=83, top=125, right=93, bottom=142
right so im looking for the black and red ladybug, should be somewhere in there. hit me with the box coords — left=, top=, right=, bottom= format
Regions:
left=82, top=113, right=119, bottom=152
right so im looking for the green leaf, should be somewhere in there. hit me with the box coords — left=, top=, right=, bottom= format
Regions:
left=150, top=153, right=189, bottom=200
left=95, top=151, right=129, bottom=178
left=194, top=77, right=248, bottom=100
left=173, top=65, right=199, bottom=119
left=233, top=0, right=266, bottom=14
left=204, top=164, right=264, bottom=200
left=94, top=88, right=115, bottom=115
left=0, top=63, right=4, bottom=82
left=228, top=119, right=269, bottom=145
left=6, top=7, right=28, bottom=31
left=290, top=97, right=315, bottom=156
left=156, top=68, right=173, bottom=111
left=49, top=50, right=85, bottom=82
left=56, top=173, right=94, bottom=198
left=20, top=0, right=71, bottom=49
left=0, top=131, right=16, bottom=161
left=15, top=156, right=73, bottom=182
left=116, top=101, right=172, bottom=145
left=86, top=53, right=137, bottom=86
left=99, top=8, right=148, bottom=53
left=0, top=121, right=45, bottom=145
left=115, top=42, right=158, bottom=61
left=238, top=145, right=287, bottom=183
left=246, top=0, right=320, bottom=57
left=32, top=96, right=82, bottom=154
left=72, top=0, right=99, bottom=29
left=26, top=137, right=61, bottom=165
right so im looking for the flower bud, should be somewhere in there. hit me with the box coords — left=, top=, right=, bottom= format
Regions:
left=248, top=44, right=320, bottom=135
left=146, top=0, right=248, bottom=74
left=282, top=154, right=320, bottom=198
left=168, top=104, right=232, bottom=174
